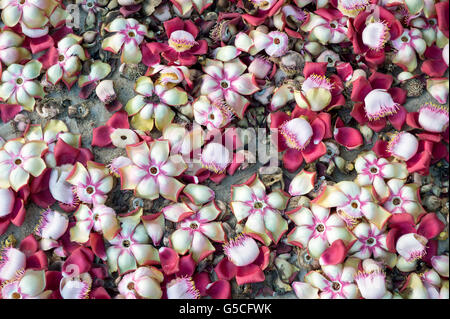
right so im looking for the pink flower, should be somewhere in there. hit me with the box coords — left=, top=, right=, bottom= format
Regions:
left=200, top=58, right=259, bottom=119
left=106, top=208, right=160, bottom=275
left=0, top=0, right=66, bottom=38
left=350, top=72, right=407, bottom=132
left=70, top=203, right=120, bottom=243
left=193, top=96, right=234, bottom=130
left=301, top=8, right=348, bottom=44
left=166, top=186, right=226, bottom=262
left=146, top=17, right=208, bottom=67
left=230, top=174, right=289, bottom=246
left=348, top=222, right=395, bottom=267
left=34, top=208, right=69, bottom=251
left=354, top=151, right=408, bottom=201
left=41, top=34, right=89, bottom=89
left=0, top=246, right=26, bottom=282
left=313, top=181, right=392, bottom=229
left=101, top=17, right=150, bottom=64
left=0, top=60, right=45, bottom=112
left=119, top=140, right=187, bottom=201
left=0, top=138, right=47, bottom=191
left=66, top=161, right=113, bottom=205
left=286, top=204, right=354, bottom=259
left=166, top=276, right=200, bottom=299
left=383, top=179, right=425, bottom=223
left=303, top=259, right=359, bottom=299
left=391, top=28, right=427, bottom=72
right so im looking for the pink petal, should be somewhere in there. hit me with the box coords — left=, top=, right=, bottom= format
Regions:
left=159, top=247, right=180, bottom=275
left=319, top=239, right=348, bottom=266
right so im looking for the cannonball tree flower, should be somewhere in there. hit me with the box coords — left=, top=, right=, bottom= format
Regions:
left=347, top=5, right=403, bottom=67
left=391, top=28, right=427, bottom=72
left=70, top=203, right=120, bottom=244
left=193, top=96, right=234, bottom=130
left=0, top=60, right=44, bottom=112
left=214, top=235, right=270, bottom=285
left=414, top=269, right=446, bottom=299
left=65, top=161, right=113, bottom=205
left=286, top=204, right=354, bottom=259
left=426, top=78, right=449, bottom=105
left=124, top=76, right=187, bottom=132
left=302, top=258, right=359, bottom=299
left=383, top=179, right=425, bottom=223
left=294, top=62, right=345, bottom=112
left=117, top=266, right=164, bottom=299
left=229, top=173, right=289, bottom=246
left=106, top=208, right=160, bottom=275
left=0, top=138, right=47, bottom=191
left=269, top=107, right=332, bottom=172
left=200, top=58, right=259, bottom=120
left=0, top=269, right=51, bottom=299
left=347, top=222, right=397, bottom=268
left=40, top=34, right=88, bottom=89
left=146, top=17, right=207, bottom=67
left=250, top=30, right=290, bottom=58
left=101, top=17, right=150, bottom=64
left=354, top=150, right=408, bottom=201
left=386, top=212, right=445, bottom=265
left=354, top=259, right=389, bottom=299
left=313, top=181, right=392, bottom=229
left=169, top=0, right=213, bottom=16
left=301, top=9, right=348, bottom=45
left=169, top=200, right=226, bottom=263
left=119, top=140, right=187, bottom=201
left=350, top=72, right=407, bottom=132
left=0, top=29, right=31, bottom=66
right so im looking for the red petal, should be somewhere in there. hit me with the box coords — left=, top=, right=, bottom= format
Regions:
left=214, top=258, right=237, bottom=281
left=193, top=272, right=210, bottom=296
left=91, top=125, right=114, bottom=148
left=350, top=77, right=372, bottom=102
left=436, top=1, right=449, bottom=38
left=176, top=254, right=196, bottom=277
left=0, top=104, right=22, bottom=123
left=159, top=247, right=180, bottom=275
left=372, top=139, right=390, bottom=158
left=406, top=112, right=421, bottom=129
left=29, top=35, right=54, bottom=54
left=303, top=62, right=328, bottom=78
left=89, top=232, right=106, bottom=260
left=20, top=234, right=39, bottom=256
left=236, top=264, right=265, bottom=285
left=369, top=72, right=393, bottom=90
left=302, top=141, right=327, bottom=163
left=206, top=280, right=231, bottom=299
left=319, top=239, right=348, bottom=266
left=334, top=126, right=363, bottom=149
left=417, top=213, right=445, bottom=239
left=421, top=59, right=447, bottom=77
left=388, top=105, right=406, bottom=130
left=282, top=148, right=304, bottom=172
left=164, top=17, right=185, bottom=38
left=350, top=102, right=368, bottom=124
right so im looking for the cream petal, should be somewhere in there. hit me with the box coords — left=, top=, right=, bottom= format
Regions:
left=9, top=166, right=29, bottom=191
left=199, top=222, right=225, bottom=242
left=150, top=140, right=169, bottom=165
left=22, top=60, right=42, bottom=80
left=131, top=244, right=159, bottom=266
left=160, top=155, right=187, bottom=177
left=170, top=229, right=193, bottom=254
left=266, top=190, right=289, bottom=210
left=159, top=87, right=188, bottom=106
left=292, top=282, right=320, bottom=299
left=126, top=142, right=150, bottom=167
left=230, top=201, right=252, bottom=223
left=118, top=251, right=138, bottom=274
left=136, top=176, right=159, bottom=200
left=287, top=207, right=314, bottom=226
left=1, top=5, right=21, bottom=27
left=135, top=76, right=154, bottom=96
left=190, top=232, right=215, bottom=262
left=121, top=41, right=142, bottom=64
left=289, top=170, right=316, bottom=196
left=287, top=225, right=313, bottom=247
left=157, top=175, right=184, bottom=202
left=263, top=208, right=288, bottom=243
left=19, top=270, right=46, bottom=297
left=305, top=271, right=329, bottom=290
left=120, top=165, right=148, bottom=189
left=22, top=157, right=46, bottom=177
left=314, top=185, right=348, bottom=208
left=308, top=236, right=328, bottom=259
left=196, top=201, right=221, bottom=221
